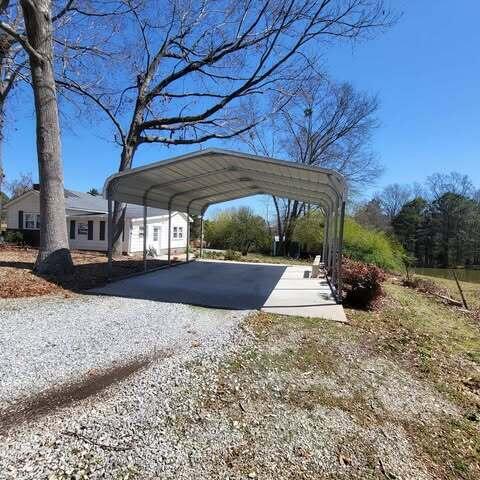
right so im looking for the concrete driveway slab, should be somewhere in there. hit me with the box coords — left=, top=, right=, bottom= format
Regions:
left=91, top=260, right=286, bottom=310
left=91, top=260, right=347, bottom=322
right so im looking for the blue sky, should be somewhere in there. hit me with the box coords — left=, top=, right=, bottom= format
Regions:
left=3, top=0, right=480, bottom=217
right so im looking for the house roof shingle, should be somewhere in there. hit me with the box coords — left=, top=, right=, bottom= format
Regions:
left=65, top=190, right=169, bottom=218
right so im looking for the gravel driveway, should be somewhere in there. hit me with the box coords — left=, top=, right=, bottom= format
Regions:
left=0, top=293, right=249, bottom=479
left=0, top=294, right=245, bottom=408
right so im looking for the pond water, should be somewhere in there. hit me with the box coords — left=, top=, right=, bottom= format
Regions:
left=414, top=267, right=480, bottom=284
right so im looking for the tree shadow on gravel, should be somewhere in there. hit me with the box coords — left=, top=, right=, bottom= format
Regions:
left=0, top=350, right=170, bottom=434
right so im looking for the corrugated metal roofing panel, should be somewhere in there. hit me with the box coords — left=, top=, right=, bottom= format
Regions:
left=104, top=148, right=346, bottom=215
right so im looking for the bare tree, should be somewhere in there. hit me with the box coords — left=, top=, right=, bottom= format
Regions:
left=249, top=74, right=383, bottom=253
left=0, top=0, right=124, bottom=272
left=282, top=77, right=382, bottom=189
left=6, top=171, right=32, bottom=197
left=376, top=183, right=412, bottom=221
left=353, top=197, right=389, bottom=231
left=0, top=2, right=27, bottom=222
left=427, top=172, right=474, bottom=200
left=58, top=0, right=392, bottom=254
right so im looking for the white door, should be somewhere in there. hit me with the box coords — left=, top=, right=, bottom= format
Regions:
left=152, top=226, right=162, bottom=253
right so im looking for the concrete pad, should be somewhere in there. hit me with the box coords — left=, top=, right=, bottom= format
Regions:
left=91, top=260, right=348, bottom=323
left=262, top=266, right=348, bottom=323
left=91, top=261, right=286, bottom=310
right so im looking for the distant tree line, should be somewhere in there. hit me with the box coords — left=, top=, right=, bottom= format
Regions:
left=354, top=172, right=480, bottom=268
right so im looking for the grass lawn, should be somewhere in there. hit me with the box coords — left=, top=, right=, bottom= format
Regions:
left=416, top=273, right=480, bottom=310
left=200, top=280, right=480, bottom=479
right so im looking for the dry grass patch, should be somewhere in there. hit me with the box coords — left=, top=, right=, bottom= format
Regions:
left=0, top=246, right=170, bottom=298
left=187, top=296, right=479, bottom=479
left=416, top=273, right=480, bottom=311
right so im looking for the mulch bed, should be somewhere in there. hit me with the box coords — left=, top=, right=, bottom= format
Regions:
left=0, top=245, right=167, bottom=299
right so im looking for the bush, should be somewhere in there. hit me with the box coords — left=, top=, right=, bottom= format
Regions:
left=293, top=211, right=323, bottom=253
left=343, top=218, right=404, bottom=271
left=224, top=249, right=241, bottom=261
left=4, top=230, right=24, bottom=245
left=341, top=258, right=386, bottom=309
left=202, top=250, right=223, bottom=260
left=293, top=213, right=405, bottom=271
left=205, top=207, right=271, bottom=254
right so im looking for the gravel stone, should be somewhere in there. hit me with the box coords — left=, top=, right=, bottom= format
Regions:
left=0, top=293, right=251, bottom=479
left=0, top=294, right=246, bottom=408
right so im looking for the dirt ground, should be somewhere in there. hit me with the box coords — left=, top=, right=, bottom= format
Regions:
left=192, top=283, right=479, bottom=479
left=0, top=246, right=169, bottom=298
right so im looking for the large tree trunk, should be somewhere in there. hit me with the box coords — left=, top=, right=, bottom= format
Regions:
left=283, top=200, right=300, bottom=256
left=0, top=97, right=4, bottom=220
left=0, top=42, right=9, bottom=225
left=111, top=141, right=137, bottom=256
left=21, top=0, right=73, bottom=275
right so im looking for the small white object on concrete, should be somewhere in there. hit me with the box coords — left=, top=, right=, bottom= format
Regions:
left=312, top=255, right=321, bottom=278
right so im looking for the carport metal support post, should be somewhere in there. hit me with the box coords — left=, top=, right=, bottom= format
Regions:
left=327, top=213, right=334, bottom=273
left=322, top=211, right=330, bottom=265
left=200, top=214, right=204, bottom=259
left=329, top=210, right=337, bottom=283
left=336, top=200, right=346, bottom=302
left=168, top=209, right=172, bottom=264
left=143, top=204, right=147, bottom=272
left=107, top=196, right=113, bottom=279
left=186, top=207, right=190, bottom=261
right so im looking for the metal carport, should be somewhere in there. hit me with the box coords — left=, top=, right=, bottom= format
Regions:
left=103, top=148, right=347, bottom=301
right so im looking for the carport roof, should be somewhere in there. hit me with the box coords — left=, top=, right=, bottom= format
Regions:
left=103, top=148, right=346, bottom=216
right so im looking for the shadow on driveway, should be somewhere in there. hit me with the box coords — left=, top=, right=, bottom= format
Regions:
left=89, top=261, right=287, bottom=310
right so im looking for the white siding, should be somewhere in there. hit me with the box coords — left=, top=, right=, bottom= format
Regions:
left=6, top=191, right=40, bottom=229
left=129, top=213, right=188, bottom=254
left=5, top=191, right=189, bottom=255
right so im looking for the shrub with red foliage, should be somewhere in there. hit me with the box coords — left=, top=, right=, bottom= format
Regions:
left=341, top=258, right=387, bottom=309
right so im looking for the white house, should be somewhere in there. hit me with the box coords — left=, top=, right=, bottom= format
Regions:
left=3, top=186, right=190, bottom=255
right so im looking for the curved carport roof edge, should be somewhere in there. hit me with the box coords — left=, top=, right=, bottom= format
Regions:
left=103, top=148, right=347, bottom=215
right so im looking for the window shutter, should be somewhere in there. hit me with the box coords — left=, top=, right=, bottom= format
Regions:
left=69, top=220, right=76, bottom=239
left=87, top=221, right=93, bottom=240
left=99, top=221, right=106, bottom=241
left=18, top=210, right=24, bottom=229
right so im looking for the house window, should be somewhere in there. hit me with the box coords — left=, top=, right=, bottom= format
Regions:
left=99, top=221, right=106, bottom=241
left=173, top=226, right=184, bottom=239
left=87, top=221, right=93, bottom=240
left=139, top=226, right=144, bottom=238
left=153, top=227, right=159, bottom=241
left=24, top=213, right=39, bottom=230
left=69, top=220, right=76, bottom=239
